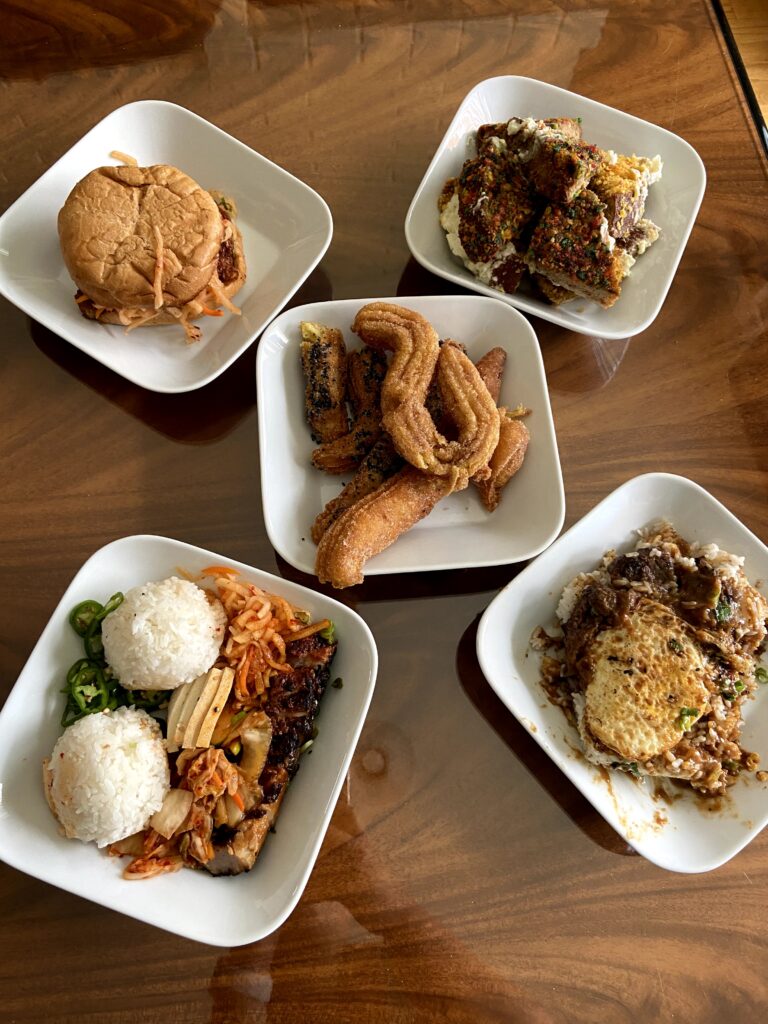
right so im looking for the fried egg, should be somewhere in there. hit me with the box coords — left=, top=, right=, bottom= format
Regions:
left=581, top=599, right=712, bottom=761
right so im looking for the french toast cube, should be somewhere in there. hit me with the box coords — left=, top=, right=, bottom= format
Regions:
left=525, top=189, right=634, bottom=308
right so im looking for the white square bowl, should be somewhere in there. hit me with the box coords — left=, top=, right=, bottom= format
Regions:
left=256, top=294, right=564, bottom=579
left=0, top=100, right=333, bottom=393
left=405, top=76, right=706, bottom=340
left=476, top=473, right=768, bottom=873
left=0, top=536, right=377, bottom=945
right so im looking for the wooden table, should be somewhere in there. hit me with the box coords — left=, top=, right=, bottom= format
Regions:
left=1, top=1, right=767, bottom=1020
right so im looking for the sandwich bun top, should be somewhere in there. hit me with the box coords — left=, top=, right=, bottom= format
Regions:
left=57, top=164, right=224, bottom=311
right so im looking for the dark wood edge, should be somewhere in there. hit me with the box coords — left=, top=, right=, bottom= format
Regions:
left=710, top=0, right=768, bottom=159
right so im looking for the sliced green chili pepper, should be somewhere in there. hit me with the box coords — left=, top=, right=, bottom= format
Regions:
left=61, top=699, right=82, bottom=728
left=69, top=663, right=109, bottom=714
left=98, top=592, right=124, bottom=620
left=127, top=689, right=168, bottom=711
left=69, top=600, right=104, bottom=637
left=84, top=619, right=105, bottom=660
left=67, top=658, right=94, bottom=689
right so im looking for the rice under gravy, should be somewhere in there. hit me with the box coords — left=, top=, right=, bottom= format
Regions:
left=538, top=521, right=768, bottom=796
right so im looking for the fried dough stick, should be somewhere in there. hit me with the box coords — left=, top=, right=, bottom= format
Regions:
left=434, top=342, right=500, bottom=486
left=352, top=303, right=439, bottom=416
left=315, top=466, right=455, bottom=589
left=475, top=412, right=530, bottom=512
left=311, top=436, right=403, bottom=543
left=471, top=346, right=530, bottom=509
left=311, top=347, right=388, bottom=474
left=474, top=346, right=506, bottom=404
left=352, top=304, right=500, bottom=489
left=300, top=322, right=348, bottom=444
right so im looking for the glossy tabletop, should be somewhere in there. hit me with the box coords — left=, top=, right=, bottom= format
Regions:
left=1, top=1, right=767, bottom=1021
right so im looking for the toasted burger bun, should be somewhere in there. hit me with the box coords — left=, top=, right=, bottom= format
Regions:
left=58, top=163, right=246, bottom=339
left=89, top=221, right=246, bottom=327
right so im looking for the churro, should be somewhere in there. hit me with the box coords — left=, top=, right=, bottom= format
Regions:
left=315, top=466, right=455, bottom=589
left=347, top=347, right=388, bottom=415
left=433, top=342, right=500, bottom=486
left=310, top=410, right=382, bottom=474
left=311, top=436, right=403, bottom=543
left=475, top=412, right=530, bottom=512
left=474, top=347, right=507, bottom=404
left=352, top=304, right=500, bottom=489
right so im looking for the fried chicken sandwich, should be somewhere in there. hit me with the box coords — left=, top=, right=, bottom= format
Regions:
left=58, top=163, right=246, bottom=342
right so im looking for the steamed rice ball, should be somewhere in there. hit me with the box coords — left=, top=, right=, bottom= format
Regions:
left=44, top=707, right=169, bottom=848
left=102, top=576, right=226, bottom=690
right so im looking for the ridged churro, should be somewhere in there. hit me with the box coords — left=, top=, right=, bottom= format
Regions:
left=352, top=303, right=439, bottom=414
left=315, top=466, right=455, bottom=589
left=474, top=346, right=507, bottom=404
left=352, top=304, right=500, bottom=489
left=475, top=411, right=530, bottom=512
left=347, top=347, right=388, bottom=416
left=433, top=341, right=500, bottom=486
left=310, top=410, right=382, bottom=474
left=311, top=436, right=403, bottom=543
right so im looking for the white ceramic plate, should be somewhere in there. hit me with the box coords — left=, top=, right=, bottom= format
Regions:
left=0, top=536, right=377, bottom=945
left=0, top=100, right=333, bottom=393
left=405, top=76, right=706, bottom=340
left=476, top=473, right=768, bottom=873
left=256, top=294, right=564, bottom=579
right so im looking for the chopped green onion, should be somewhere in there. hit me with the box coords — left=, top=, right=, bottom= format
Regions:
left=734, top=680, right=746, bottom=693
left=668, top=638, right=683, bottom=654
left=715, top=597, right=732, bottom=623
left=331, top=677, right=344, bottom=689
left=756, top=667, right=768, bottom=684
left=319, top=622, right=336, bottom=643
left=677, top=707, right=699, bottom=731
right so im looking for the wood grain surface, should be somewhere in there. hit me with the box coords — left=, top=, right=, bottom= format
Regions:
left=1, top=0, right=767, bottom=1021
